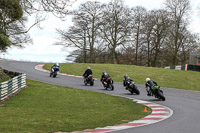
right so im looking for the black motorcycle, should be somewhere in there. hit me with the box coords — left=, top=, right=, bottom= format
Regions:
left=84, top=74, right=94, bottom=86
left=123, top=79, right=140, bottom=95
left=102, top=77, right=114, bottom=90
left=50, top=67, right=59, bottom=78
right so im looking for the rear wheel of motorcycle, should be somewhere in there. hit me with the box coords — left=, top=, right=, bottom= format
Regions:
left=157, top=90, right=165, bottom=101
left=103, top=83, right=107, bottom=90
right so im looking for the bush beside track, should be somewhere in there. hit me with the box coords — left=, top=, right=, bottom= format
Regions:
left=44, top=63, right=200, bottom=91
left=0, top=68, right=9, bottom=83
left=0, top=79, right=150, bottom=133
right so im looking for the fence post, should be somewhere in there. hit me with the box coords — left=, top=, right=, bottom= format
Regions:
left=185, top=64, right=188, bottom=71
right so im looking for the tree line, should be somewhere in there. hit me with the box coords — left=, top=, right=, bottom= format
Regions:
left=56, top=0, right=200, bottom=67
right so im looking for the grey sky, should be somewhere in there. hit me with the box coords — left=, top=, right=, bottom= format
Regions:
left=2, top=0, right=200, bottom=63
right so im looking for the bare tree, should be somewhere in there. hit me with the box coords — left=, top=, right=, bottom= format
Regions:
left=56, top=1, right=102, bottom=63
left=100, top=0, right=131, bottom=63
left=164, top=0, right=191, bottom=65
left=56, top=24, right=88, bottom=62
left=149, top=9, right=170, bottom=67
left=130, top=6, right=146, bottom=65
left=76, top=1, right=102, bottom=63
left=53, top=0, right=200, bottom=66
left=142, top=11, right=154, bottom=66
left=20, top=0, right=76, bottom=19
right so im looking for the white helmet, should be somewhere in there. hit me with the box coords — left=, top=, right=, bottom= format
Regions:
left=146, top=78, right=150, bottom=82
left=56, top=63, right=59, bottom=66
left=87, top=66, right=91, bottom=69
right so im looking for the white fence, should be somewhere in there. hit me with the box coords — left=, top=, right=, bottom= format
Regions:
left=0, top=71, right=26, bottom=102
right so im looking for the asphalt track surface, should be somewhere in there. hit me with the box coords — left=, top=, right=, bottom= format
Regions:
left=1, top=60, right=200, bottom=133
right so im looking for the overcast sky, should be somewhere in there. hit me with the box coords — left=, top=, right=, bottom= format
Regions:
left=1, top=0, right=200, bottom=63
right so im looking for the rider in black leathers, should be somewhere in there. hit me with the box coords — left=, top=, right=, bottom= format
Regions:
left=123, top=74, right=133, bottom=90
left=51, top=63, right=59, bottom=73
left=83, top=67, right=93, bottom=81
left=145, top=78, right=157, bottom=96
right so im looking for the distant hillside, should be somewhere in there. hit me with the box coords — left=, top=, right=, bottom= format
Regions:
left=44, top=63, right=200, bottom=91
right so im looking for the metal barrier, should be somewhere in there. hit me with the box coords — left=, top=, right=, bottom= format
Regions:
left=0, top=69, right=26, bottom=102
left=165, top=64, right=200, bottom=72
left=187, top=65, right=200, bottom=72
left=165, top=65, right=185, bottom=70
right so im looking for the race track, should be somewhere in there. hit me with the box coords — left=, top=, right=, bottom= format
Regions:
left=1, top=60, right=200, bottom=133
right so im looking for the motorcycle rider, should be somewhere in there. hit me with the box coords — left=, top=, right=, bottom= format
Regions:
left=101, top=71, right=110, bottom=86
left=123, top=74, right=133, bottom=90
left=145, top=78, right=157, bottom=96
left=83, top=67, right=93, bottom=82
left=51, top=63, right=59, bottom=73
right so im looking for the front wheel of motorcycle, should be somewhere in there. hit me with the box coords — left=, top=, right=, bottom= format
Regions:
left=157, top=90, right=165, bottom=101
left=110, top=84, right=114, bottom=90
left=102, top=82, right=107, bottom=89
left=53, top=73, right=57, bottom=78
left=133, top=86, right=140, bottom=95
left=90, top=80, right=94, bottom=86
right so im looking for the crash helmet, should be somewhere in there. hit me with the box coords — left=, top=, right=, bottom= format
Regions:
left=146, top=78, right=150, bottom=82
left=102, top=71, right=106, bottom=75
left=124, top=74, right=128, bottom=79
left=56, top=63, right=59, bottom=66
left=87, top=66, right=91, bottom=69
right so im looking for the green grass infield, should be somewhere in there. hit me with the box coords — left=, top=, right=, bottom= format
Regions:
left=0, top=79, right=150, bottom=133
left=44, top=63, right=200, bottom=91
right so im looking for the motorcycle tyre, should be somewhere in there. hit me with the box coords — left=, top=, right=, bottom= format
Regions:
left=53, top=73, right=57, bottom=78
left=110, top=84, right=114, bottom=90
left=157, top=89, right=165, bottom=101
left=133, top=86, right=140, bottom=95
left=90, top=80, right=94, bottom=86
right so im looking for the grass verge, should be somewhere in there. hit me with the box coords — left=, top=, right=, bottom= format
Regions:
left=44, top=63, right=200, bottom=91
left=0, top=68, right=9, bottom=83
left=0, top=79, right=150, bottom=133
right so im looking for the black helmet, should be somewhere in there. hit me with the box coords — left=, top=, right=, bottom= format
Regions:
left=102, top=71, right=106, bottom=74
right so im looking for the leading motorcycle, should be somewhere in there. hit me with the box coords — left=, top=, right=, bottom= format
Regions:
left=50, top=66, right=59, bottom=78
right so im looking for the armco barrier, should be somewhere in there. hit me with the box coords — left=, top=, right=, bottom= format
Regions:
left=165, top=65, right=185, bottom=70
left=0, top=69, right=26, bottom=102
left=187, top=65, right=200, bottom=72
left=165, top=64, right=200, bottom=72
